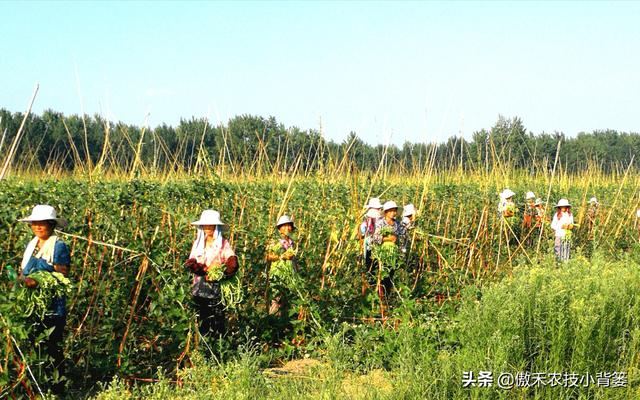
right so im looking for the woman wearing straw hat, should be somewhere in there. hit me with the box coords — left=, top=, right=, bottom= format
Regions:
left=498, top=189, right=520, bottom=248
left=401, top=203, right=416, bottom=231
left=523, top=192, right=536, bottom=228
left=357, top=198, right=382, bottom=294
left=533, top=198, right=547, bottom=228
left=17, top=205, right=71, bottom=395
left=530, top=198, right=549, bottom=246
left=371, top=201, right=406, bottom=315
left=185, top=210, right=238, bottom=339
left=265, top=215, right=297, bottom=319
left=372, top=201, right=406, bottom=247
left=522, top=192, right=537, bottom=245
left=400, top=203, right=417, bottom=254
left=550, top=199, right=575, bottom=261
left=498, top=189, right=517, bottom=225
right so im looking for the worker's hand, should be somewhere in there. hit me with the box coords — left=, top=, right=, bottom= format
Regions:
left=24, top=277, right=38, bottom=288
left=185, top=258, right=207, bottom=276
left=195, top=263, right=207, bottom=276
left=384, top=234, right=397, bottom=243
left=185, top=258, right=198, bottom=272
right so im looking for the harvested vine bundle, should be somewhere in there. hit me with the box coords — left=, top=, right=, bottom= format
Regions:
left=372, top=225, right=401, bottom=278
left=562, top=223, right=580, bottom=243
left=372, top=242, right=400, bottom=278
left=205, top=263, right=225, bottom=282
left=220, top=274, right=243, bottom=309
left=17, top=271, right=72, bottom=319
left=269, top=243, right=299, bottom=289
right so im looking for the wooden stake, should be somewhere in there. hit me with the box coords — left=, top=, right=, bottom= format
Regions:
left=0, top=84, right=39, bottom=180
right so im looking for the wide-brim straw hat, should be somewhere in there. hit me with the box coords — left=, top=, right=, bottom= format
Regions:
left=501, top=189, right=516, bottom=199
left=555, top=198, right=571, bottom=208
left=365, top=208, right=381, bottom=218
left=383, top=200, right=398, bottom=212
left=525, top=191, right=536, bottom=200
left=589, top=197, right=599, bottom=204
left=402, top=203, right=416, bottom=217
left=191, top=210, right=226, bottom=226
left=364, top=197, right=383, bottom=210
left=18, top=205, right=68, bottom=228
left=276, top=215, right=296, bottom=231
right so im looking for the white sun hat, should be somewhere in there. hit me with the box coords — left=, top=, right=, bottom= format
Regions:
left=18, top=205, right=68, bottom=228
left=402, top=203, right=416, bottom=217
left=589, top=197, right=599, bottom=204
left=383, top=200, right=398, bottom=211
left=365, top=208, right=382, bottom=218
left=276, top=215, right=296, bottom=230
left=555, top=198, right=571, bottom=208
left=534, top=198, right=543, bottom=206
left=525, top=191, right=536, bottom=200
left=191, top=210, right=226, bottom=226
left=501, top=189, right=516, bottom=199
left=364, top=197, right=383, bottom=210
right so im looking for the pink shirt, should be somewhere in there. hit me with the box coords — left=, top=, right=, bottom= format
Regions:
left=191, top=238, right=236, bottom=298
left=191, top=238, right=236, bottom=269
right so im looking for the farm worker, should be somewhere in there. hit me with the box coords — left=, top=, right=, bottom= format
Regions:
left=586, top=197, right=599, bottom=240
left=498, top=189, right=517, bottom=226
left=529, top=198, right=549, bottom=245
left=550, top=199, right=575, bottom=261
left=265, top=215, right=297, bottom=318
left=521, top=191, right=537, bottom=245
left=371, top=201, right=406, bottom=314
left=400, top=203, right=417, bottom=254
left=401, top=203, right=416, bottom=230
left=497, top=191, right=507, bottom=215
left=17, top=205, right=71, bottom=395
left=523, top=192, right=536, bottom=230
left=357, top=198, right=383, bottom=294
left=372, top=201, right=407, bottom=245
left=358, top=198, right=383, bottom=267
left=185, top=210, right=238, bottom=339
left=533, top=198, right=547, bottom=228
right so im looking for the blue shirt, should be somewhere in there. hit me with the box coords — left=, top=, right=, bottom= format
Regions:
left=23, top=240, right=71, bottom=316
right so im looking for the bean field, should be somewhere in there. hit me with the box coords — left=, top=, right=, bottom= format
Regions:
left=2, top=169, right=640, bottom=399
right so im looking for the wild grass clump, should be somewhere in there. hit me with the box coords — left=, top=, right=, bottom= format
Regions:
left=431, top=253, right=640, bottom=399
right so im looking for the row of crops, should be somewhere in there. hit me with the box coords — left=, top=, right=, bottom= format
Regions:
left=1, top=172, right=639, bottom=397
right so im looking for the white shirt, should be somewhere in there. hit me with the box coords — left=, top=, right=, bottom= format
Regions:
left=497, top=198, right=506, bottom=213
left=551, top=212, right=574, bottom=238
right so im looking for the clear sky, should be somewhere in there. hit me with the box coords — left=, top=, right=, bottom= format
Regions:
left=1, top=1, right=639, bottom=145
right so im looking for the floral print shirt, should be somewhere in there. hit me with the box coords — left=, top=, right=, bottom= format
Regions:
left=372, top=218, right=406, bottom=246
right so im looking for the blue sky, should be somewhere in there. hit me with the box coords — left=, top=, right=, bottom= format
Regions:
left=1, top=1, right=639, bottom=144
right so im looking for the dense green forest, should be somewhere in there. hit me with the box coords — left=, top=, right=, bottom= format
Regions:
left=0, top=108, right=638, bottom=174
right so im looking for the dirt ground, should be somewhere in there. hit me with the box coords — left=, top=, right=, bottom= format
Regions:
left=264, top=358, right=393, bottom=399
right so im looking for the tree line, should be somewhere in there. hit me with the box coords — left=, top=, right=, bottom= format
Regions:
left=0, top=108, right=638, bottom=174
